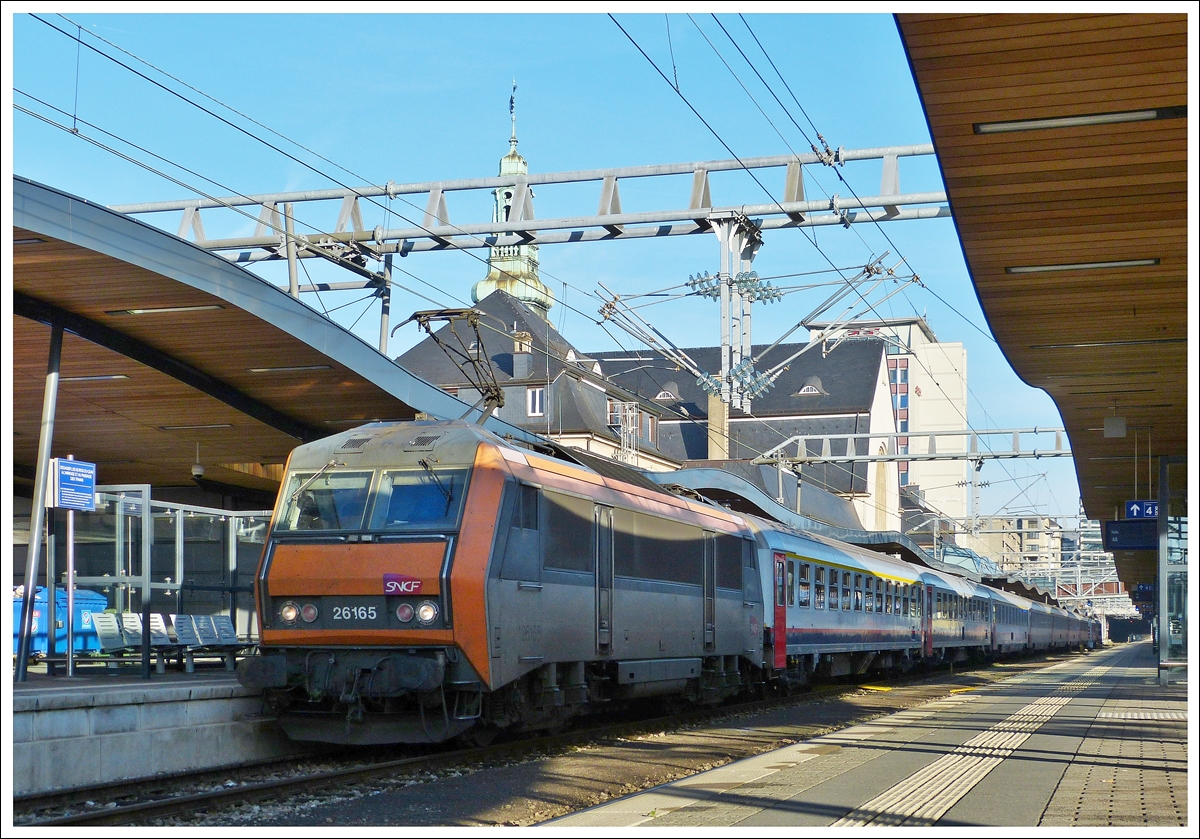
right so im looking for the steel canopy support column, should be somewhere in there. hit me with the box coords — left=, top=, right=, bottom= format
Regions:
left=285, top=203, right=299, bottom=299
left=379, top=254, right=393, bottom=356
left=16, top=324, right=63, bottom=682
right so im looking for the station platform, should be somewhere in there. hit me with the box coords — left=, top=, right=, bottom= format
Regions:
left=12, top=662, right=304, bottom=797
left=554, top=642, right=1188, bottom=828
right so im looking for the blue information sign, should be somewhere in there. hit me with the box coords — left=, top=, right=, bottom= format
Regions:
left=49, top=459, right=97, bottom=511
left=1125, top=500, right=1158, bottom=519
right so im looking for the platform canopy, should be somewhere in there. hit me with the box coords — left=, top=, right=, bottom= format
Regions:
left=12, top=177, right=538, bottom=497
left=896, top=13, right=1188, bottom=587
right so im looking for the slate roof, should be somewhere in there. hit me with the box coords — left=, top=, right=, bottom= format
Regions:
left=395, top=290, right=671, bottom=452
left=588, top=339, right=887, bottom=419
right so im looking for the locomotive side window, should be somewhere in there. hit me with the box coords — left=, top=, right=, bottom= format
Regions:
left=714, top=534, right=743, bottom=590
left=542, top=490, right=594, bottom=573
left=499, top=482, right=541, bottom=581
left=278, top=470, right=373, bottom=531
left=787, top=561, right=796, bottom=606
left=613, top=508, right=703, bottom=585
left=814, top=567, right=826, bottom=609
left=369, top=466, right=469, bottom=530
left=519, top=484, right=539, bottom=530
left=798, top=563, right=811, bottom=607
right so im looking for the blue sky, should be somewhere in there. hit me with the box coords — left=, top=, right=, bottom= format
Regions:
left=7, top=10, right=1087, bottom=521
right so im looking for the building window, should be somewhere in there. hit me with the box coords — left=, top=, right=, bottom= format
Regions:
left=899, top=471, right=909, bottom=486
left=898, top=367, right=908, bottom=384
left=899, top=420, right=908, bottom=433
left=606, top=398, right=619, bottom=426
left=527, top=386, right=545, bottom=417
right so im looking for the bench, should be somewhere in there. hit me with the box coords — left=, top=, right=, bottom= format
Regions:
left=87, top=612, right=172, bottom=674
left=170, top=614, right=248, bottom=673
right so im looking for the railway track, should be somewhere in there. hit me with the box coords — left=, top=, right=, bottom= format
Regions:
left=17, top=654, right=1072, bottom=826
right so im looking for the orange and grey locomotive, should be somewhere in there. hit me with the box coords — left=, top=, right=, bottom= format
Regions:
left=239, top=420, right=1097, bottom=745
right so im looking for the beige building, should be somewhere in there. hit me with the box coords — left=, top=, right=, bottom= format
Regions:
left=808, top=317, right=968, bottom=522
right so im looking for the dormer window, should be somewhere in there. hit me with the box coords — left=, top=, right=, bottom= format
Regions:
left=655, top=390, right=677, bottom=401
left=794, top=376, right=828, bottom=396
left=566, top=349, right=578, bottom=363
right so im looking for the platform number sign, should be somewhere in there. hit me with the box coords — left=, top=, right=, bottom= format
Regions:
left=46, top=458, right=97, bottom=511
left=1125, top=500, right=1158, bottom=519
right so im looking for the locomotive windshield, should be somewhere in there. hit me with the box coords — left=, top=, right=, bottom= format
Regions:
left=368, top=465, right=469, bottom=530
left=277, top=470, right=373, bottom=531
left=274, top=463, right=469, bottom=532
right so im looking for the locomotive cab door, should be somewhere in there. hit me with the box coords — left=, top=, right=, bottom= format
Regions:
left=703, top=533, right=716, bottom=651
left=595, top=505, right=614, bottom=654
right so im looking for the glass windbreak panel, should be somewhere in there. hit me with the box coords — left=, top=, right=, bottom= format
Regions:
left=369, top=467, right=469, bottom=531
left=277, top=470, right=373, bottom=531
left=1165, top=511, right=1187, bottom=662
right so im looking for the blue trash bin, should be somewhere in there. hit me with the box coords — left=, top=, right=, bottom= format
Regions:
left=12, top=586, right=107, bottom=655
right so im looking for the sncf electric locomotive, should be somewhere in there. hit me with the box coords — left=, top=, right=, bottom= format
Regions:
left=238, top=421, right=1097, bottom=745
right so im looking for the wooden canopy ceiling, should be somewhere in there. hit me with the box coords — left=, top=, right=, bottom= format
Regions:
left=11, top=177, right=537, bottom=501
left=896, top=13, right=1188, bottom=587
left=13, top=225, right=415, bottom=496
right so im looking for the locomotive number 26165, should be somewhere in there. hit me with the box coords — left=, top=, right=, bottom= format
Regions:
left=333, top=605, right=378, bottom=621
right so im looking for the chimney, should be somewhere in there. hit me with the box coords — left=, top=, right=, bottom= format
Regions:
left=512, top=331, right=532, bottom=379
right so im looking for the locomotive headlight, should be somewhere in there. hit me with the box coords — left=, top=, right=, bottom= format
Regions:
left=300, top=603, right=319, bottom=623
left=280, top=602, right=300, bottom=623
left=396, top=603, right=415, bottom=623
left=417, top=601, right=439, bottom=625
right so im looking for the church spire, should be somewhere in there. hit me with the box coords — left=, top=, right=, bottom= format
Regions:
left=509, top=79, right=518, bottom=153
left=470, top=85, right=554, bottom=318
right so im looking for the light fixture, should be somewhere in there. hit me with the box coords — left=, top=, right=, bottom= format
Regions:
left=1043, top=371, right=1157, bottom=380
left=974, top=106, right=1185, bottom=134
left=105, top=304, right=225, bottom=315
left=61, top=374, right=130, bottom=382
left=1030, top=338, right=1184, bottom=350
left=160, top=423, right=233, bottom=430
left=248, top=364, right=333, bottom=373
left=1005, top=258, right=1159, bottom=274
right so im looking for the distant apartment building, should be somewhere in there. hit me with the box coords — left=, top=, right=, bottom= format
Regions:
left=807, top=317, right=968, bottom=522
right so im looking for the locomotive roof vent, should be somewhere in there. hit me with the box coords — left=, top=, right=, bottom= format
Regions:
left=338, top=435, right=376, bottom=453
left=404, top=433, right=444, bottom=451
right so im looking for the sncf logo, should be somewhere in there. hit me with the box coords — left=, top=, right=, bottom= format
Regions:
left=383, top=574, right=423, bottom=595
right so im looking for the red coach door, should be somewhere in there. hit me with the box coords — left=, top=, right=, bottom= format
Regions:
left=773, top=552, right=787, bottom=670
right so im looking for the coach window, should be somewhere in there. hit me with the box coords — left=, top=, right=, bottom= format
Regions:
left=814, top=567, right=826, bottom=609
left=798, top=563, right=811, bottom=607
left=863, top=576, right=874, bottom=612
left=831, top=570, right=840, bottom=610
left=787, top=560, right=796, bottom=607
left=854, top=574, right=864, bottom=611
left=875, top=578, right=883, bottom=612
left=842, top=571, right=852, bottom=611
